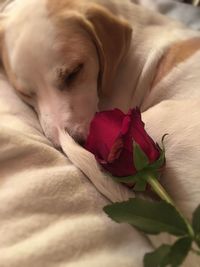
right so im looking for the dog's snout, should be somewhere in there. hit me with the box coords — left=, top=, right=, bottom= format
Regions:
left=71, top=133, right=86, bottom=146
left=65, top=127, right=86, bottom=146
left=73, top=133, right=85, bottom=146
left=76, top=136, right=86, bottom=146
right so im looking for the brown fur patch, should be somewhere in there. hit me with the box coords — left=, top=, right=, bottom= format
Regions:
left=46, top=0, right=132, bottom=96
left=152, top=37, right=200, bottom=88
left=46, top=0, right=81, bottom=17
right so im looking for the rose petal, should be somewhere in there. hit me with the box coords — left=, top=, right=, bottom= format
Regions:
left=85, top=109, right=125, bottom=161
left=85, top=107, right=161, bottom=177
left=129, top=109, right=160, bottom=162
left=107, top=138, right=124, bottom=163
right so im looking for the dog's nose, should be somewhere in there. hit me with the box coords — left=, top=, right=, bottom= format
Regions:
left=76, top=137, right=85, bottom=146
left=73, top=134, right=86, bottom=146
left=65, top=128, right=86, bottom=146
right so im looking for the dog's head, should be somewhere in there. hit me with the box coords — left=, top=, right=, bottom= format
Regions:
left=0, top=0, right=132, bottom=147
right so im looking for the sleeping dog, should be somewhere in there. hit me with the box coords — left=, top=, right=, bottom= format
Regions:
left=0, top=1, right=200, bottom=264
left=0, top=0, right=198, bottom=147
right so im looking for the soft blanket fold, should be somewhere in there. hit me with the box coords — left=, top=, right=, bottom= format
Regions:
left=0, top=74, right=152, bottom=266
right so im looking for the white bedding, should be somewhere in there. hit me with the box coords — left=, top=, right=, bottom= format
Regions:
left=0, top=75, right=152, bottom=266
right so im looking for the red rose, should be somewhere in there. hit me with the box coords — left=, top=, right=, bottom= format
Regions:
left=85, top=108, right=160, bottom=177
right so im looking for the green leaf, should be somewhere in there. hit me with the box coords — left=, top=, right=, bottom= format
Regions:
left=161, top=134, right=169, bottom=147
left=103, top=198, right=189, bottom=236
left=148, top=149, right=165, bottom=170
left=133, top=177, right=147, bottom=192
left=113, top=170, right=153, bottom=184
left=193, top=205, right=200, bottom=233
left=192, top=205, right=200, bottom=247
left=148, top=134, right=167, bottom=171
left=162, top=237, right=192, bottom=267
left=113, top=173, right=148, bottom=192
left=133, top=142, right=149, bottom=171
left=113, top=175, right=147, bottom=192
left=144, top=245, right=171, bottom=267
left=144, top=238, right=192, bottom=267
left=113, top=174, right=139, bottom=184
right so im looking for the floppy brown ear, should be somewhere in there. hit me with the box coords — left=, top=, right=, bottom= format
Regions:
left=0, top=11, right=7, bottom=70
left=84, top=4, right=132, bottom=96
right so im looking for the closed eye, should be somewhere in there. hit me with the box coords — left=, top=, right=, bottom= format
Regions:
left=65, top=63, right=83, bottom=85
left=58, top=63, right=84, bottom=91
left=19, top=91, right=32, bottom=98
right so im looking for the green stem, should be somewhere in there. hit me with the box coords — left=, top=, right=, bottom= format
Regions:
left=147, top=176, right=174, bottom=206
left=146, top=175, right=195, bottom=238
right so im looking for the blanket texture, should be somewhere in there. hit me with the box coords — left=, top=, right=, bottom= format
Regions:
left=0, top=75, right=152, bottom=266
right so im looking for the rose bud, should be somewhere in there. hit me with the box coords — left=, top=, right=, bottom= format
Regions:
left=85, top=108, right=161, bottom=177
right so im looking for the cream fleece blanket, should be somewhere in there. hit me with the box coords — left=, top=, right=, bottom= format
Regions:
left=0, top=73, right=152, bottom=266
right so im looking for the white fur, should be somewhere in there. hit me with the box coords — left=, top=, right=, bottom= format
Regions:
left=142, top=50, right=200, bottom=109
left=4, top=0, right=99, bottom=146
left=3, top=0, right=199, bottom=144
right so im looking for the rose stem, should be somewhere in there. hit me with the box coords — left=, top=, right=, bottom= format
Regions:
left=146, top=175, right=195, bottom=238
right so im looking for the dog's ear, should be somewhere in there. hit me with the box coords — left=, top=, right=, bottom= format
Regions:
left=82, top=4, right=132, bottom=96
left=0, top=12, right=6, bottom=67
